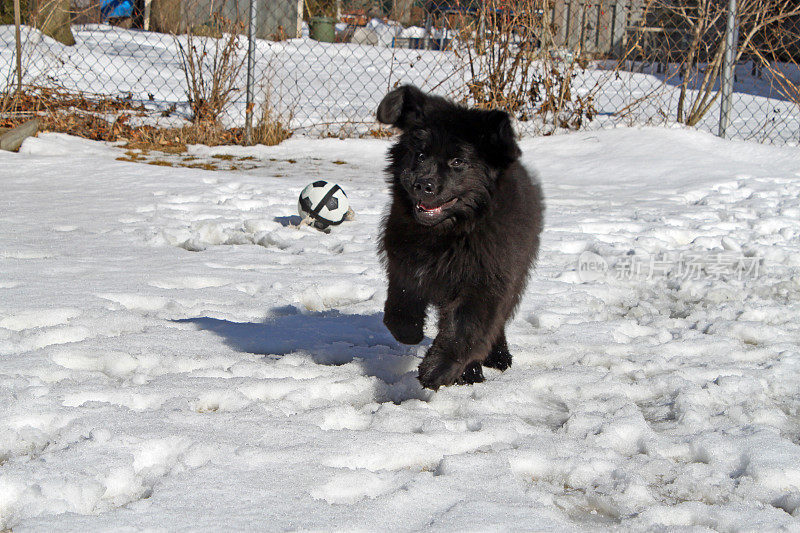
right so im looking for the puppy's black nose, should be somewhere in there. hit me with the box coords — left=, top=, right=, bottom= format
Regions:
left=413, top=178, right=436, bottom=196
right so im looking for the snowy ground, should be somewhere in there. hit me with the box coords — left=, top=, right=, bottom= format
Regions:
left=1, top=126, right=800, bottom=531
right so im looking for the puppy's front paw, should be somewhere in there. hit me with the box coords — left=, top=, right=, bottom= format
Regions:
left=383, top=312, right=424, bottom=345
left=417, top=350, right=466, bottom=390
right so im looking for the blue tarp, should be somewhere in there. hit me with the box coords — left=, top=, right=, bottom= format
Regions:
left=101, top=0, right=133, bottom=19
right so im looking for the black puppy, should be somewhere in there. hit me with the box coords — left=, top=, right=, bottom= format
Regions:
left=377, top=85, right=544, bottom=390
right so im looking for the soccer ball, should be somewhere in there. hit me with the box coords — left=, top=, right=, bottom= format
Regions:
left=298, top=181, right=350, bottom=230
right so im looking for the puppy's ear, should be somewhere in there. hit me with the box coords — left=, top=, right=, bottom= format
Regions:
left=376, top=85, right=427, bottom=130
left=481, top=109, right=521, bottom=168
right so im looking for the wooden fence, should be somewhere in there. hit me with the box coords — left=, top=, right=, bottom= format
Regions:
left=550, top=0, right=645, bottom=57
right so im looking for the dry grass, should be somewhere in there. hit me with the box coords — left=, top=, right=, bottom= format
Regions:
left=367, top=127, right=394, bottom=139
left=0, top=85, right=293, bottom=157
left=0, top=85, right=146, bottom=140
left=123, top=121, right=244, bottom=152
left=250, top=100, right=293, bottom=146
left=115, top=147, right=263, bottom=171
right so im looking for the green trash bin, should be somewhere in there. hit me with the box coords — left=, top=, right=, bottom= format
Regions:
left=310, top=16, right=336, bottom=43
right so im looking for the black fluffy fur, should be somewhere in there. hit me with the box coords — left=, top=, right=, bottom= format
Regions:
left=377, top=85, right=545, bottom=390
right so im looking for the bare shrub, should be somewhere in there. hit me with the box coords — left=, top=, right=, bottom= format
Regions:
left=458, top=0, right=597, bottom=134
left=625, top=0, right=800, bottom=126
left=175, top=12, right=247, bottom=125
left=750, top=14, right=800, bottom=110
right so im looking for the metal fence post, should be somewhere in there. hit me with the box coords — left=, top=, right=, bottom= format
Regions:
left=244, top=0, right=258, bottom=145
left=13, top=0, right=22, bottom=93
left=718, top=0, right=738, bottom=139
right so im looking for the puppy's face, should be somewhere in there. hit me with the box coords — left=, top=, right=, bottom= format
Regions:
left=391, top=128, right=490, bottom=226
left=377, top=85, right=521, bottom=228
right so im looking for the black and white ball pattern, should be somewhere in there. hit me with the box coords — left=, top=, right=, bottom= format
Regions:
left=298, top=181, right=350, bottom=230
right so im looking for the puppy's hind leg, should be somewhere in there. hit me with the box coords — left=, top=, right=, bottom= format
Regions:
left=383, top=277, right=427, bottom=345
left=483, top=330, right=512, bottom=371
left=456, top=361, right=485, bottom=385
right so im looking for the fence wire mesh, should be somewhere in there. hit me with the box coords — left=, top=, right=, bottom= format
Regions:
left=1, top=0, right=799, bottom=144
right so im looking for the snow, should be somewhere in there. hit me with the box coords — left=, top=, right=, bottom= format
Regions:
left=399, top=26, right=426, bottom=39
left=1, top=125, right=799, bottom=530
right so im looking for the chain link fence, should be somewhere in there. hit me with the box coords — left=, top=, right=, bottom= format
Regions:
left=1, top=0, right=799, bottom=143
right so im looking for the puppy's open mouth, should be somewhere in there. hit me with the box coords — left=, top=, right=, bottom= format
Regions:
left=415, top=197, right=458, bottom=215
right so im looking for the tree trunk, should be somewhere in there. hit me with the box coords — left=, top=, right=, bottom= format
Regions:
left=31, top=0, right=74, bottom=45
left=391, top=0, right=413, bottom=25
left=149, top=0, right=183, bottom=34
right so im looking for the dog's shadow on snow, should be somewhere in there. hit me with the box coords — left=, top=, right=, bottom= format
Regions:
left=273, top=215, right=303, bottom=227
left=175, top=309, right=431, bottom=402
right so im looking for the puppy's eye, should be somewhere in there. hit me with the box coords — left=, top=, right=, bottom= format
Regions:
left=449, top=158, right=465, bottom=168
left=417, top=152, right=426, bottom=163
